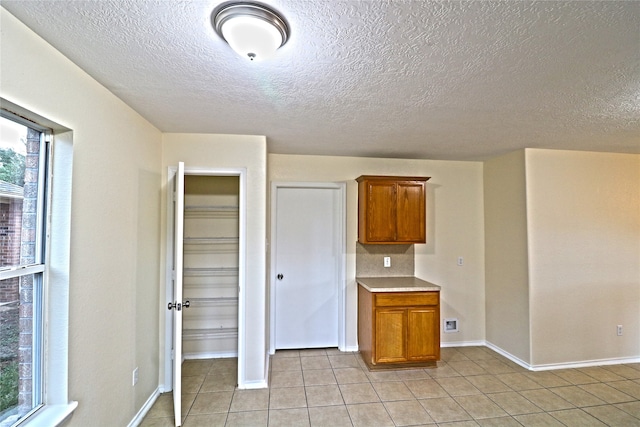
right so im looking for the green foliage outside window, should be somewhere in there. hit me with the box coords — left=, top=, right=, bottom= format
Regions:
left=0, top=361, right=18, bottom=412
left=0, top=303, right=19, bottom=413
left=0, top=148, right=26, bottom=187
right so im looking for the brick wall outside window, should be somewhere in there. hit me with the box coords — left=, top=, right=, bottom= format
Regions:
left=18, top=128, right=41, bottom=412
left=0, top=199, right=23, bottom=300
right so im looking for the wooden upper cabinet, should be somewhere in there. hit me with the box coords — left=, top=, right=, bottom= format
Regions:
left=357, top=175, right=430, bottom=244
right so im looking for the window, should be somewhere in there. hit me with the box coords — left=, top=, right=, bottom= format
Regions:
left=0, top=115, right=48, bottom=426
left=0, top=101, right=75, bottom=427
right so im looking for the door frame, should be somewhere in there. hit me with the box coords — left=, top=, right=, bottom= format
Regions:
left=164, top=166, right=247, bottom=390
left=269, top=181, right=347, bottom=354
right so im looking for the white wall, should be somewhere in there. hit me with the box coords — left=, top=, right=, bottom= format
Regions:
left=1, top=8, right=163, bottom=426
left=162, top=133, right=268, bottom=387
left=268, top=154, right=485, bottom=347
left=526, top=149, right=640, bottom=366
left=484, top=151, right=531, bottom=363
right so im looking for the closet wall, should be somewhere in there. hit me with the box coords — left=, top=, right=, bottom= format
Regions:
left=182, top=175, right=239, bottom=359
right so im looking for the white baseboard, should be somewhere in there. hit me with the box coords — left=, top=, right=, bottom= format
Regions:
left=127, top=387, right=160, bottom=427
left=184, top=351, right=238, bottom=360
left=441, top=340, right=486, bottom=348
left=264, top=352, right=271, bottom=388
left=528, top=355, right=640, bottom=371
left=238, top=379, right=268, bottom=389
left=484, top=340, right=640, bottom=371
left=483, top=341, right=532, bottom=370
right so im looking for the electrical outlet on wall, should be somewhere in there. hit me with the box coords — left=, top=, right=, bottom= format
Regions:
left=383, top=256, right=391, bottom=268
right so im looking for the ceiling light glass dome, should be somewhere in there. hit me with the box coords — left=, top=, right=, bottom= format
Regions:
left=212, top=2, right=290, bottom=61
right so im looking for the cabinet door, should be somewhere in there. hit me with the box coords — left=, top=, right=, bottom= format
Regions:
left=375, top=308, right=407, bottom=363
left=364, top=180, right=396, bottom=242
left=407, top=307, right=439, bottom=361
left=396, top=181, right=426, bottom=243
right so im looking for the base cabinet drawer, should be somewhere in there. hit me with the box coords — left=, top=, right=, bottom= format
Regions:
left=376, top=292, right=439, bottom=307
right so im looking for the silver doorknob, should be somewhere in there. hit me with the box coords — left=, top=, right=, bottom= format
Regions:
left=168, top=300, right=190, bottom=310
left=277, top=274, right=283, bottom=280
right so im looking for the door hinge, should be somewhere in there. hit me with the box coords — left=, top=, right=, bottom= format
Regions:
left=172, top=270, right=177, bottom=280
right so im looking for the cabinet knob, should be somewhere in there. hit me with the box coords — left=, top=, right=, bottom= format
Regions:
left=277, top=274, right=284, bottom=280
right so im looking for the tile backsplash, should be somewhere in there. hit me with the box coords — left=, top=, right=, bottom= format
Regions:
left=355, top=243, right=414, bottom=277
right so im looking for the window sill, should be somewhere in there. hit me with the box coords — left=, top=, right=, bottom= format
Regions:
left=18, top=402, right=78, bottom=427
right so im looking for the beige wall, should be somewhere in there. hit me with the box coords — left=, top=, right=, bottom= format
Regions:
left=484, top=148, right=640, bottom=367
left=526, top=149, right=640, bottom=366
left=1, top=8, right=163, bottom=426
left=4, top=6, right=638, bottom=426
left=162, top=133, right=268, bottom=386
left=484, top=151, right=531, bottom=363
left=268, top=154, right=486, bottom=347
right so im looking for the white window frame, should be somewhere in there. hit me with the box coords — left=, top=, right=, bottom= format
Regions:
left=0, top=100, right=77, bottom=427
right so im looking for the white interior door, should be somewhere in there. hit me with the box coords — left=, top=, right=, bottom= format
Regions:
left=273, top=184, right=344, bottom=349
left=171, top=162, right=185, bottom=426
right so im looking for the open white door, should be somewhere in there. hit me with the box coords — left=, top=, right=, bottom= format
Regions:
left=170, top=162, right=185, bottom=426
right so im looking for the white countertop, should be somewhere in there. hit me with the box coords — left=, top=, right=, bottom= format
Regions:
left=356, top=276, right=441, bottom=292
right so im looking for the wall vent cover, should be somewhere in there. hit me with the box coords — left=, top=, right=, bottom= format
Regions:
left=444, top=318, right=459, bottom=333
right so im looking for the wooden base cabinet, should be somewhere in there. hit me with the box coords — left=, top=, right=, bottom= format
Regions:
left=359, top=285, right=440, bottom=369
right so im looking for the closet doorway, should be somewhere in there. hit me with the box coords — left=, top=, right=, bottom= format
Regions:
left=182, top=174, right=240, bottom=359
left=165, top=165, right=246, bottom=423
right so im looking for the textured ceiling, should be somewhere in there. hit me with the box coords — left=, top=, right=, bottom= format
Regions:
left=2, top=0, right=639, bottom=160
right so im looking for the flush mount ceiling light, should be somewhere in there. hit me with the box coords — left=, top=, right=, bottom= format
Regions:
left=212, top=2, right=289, bottom=61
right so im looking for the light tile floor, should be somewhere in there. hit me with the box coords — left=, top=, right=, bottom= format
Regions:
left=141, top=346, right=640, bottom=426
